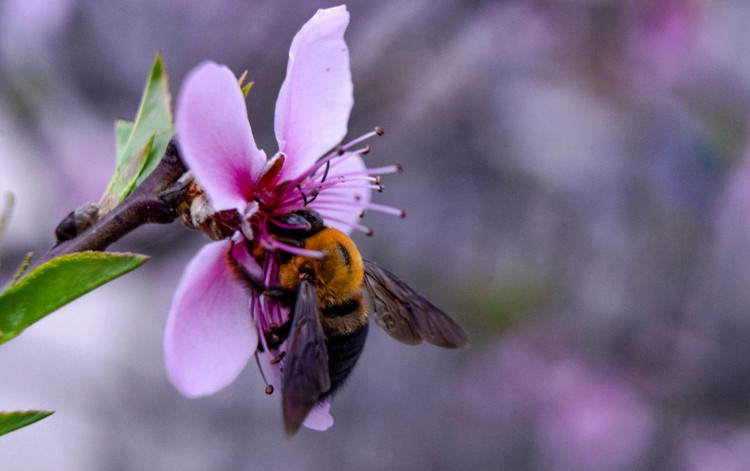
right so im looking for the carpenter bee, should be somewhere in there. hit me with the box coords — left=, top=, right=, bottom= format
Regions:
left=232, top=208, right=468, bottom=434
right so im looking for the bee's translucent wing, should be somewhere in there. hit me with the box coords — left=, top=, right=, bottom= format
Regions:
left=362, top=259, right=468, bottom=349
left=282, top=279, right=331, bottom=435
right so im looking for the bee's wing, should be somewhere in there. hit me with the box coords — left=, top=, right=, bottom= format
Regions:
left=362, top=259, right=468, bottom=349
left=282, top=279, right=331, bottom=435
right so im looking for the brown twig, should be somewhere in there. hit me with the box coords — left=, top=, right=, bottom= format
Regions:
left=35, top=138, right=187, bottom=266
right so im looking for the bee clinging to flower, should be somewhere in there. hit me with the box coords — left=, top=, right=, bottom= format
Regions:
left=164, top=5, right=467, bottom=434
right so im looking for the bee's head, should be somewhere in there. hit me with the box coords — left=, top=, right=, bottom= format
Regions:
left=271, top=208, right=325, bottom=238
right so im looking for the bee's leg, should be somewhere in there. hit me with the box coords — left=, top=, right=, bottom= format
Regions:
left=225, top=241, right=295, bottom=301
left=262, top=321, right=292, bottom=351
left=225, top=242, right=295, bottom=353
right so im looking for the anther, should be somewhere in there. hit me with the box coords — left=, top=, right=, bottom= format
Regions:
left=374, top=126, right=384, bottom=136
left=396, top=163, right=403, bottom=172
left=400, top=209, right=407, bottom=218
left=265, top=385, right=274, bottom=395
left=336, top=145, right=345, bottom=156
left=361, top=144, right=371, bottom=155
left=374, top=176, right=382, bottom=185
left=270, top=356, right=282, bottom=365
left=359, top=210, right=366, bottom=218
left=269, top=323, right=279, bottom=331
left=366, top=228, right=374, bottom=236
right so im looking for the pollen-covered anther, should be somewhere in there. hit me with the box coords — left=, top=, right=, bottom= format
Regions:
left=374, top=126, right=384, bottom=136
left=270, top=355, right=283, bottom=365
left=265, top=385, right=275, bottom=395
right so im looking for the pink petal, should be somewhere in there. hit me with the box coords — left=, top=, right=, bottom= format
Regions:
left=164, top=240, right=258, bottom=397
left=176, top=62, right=267, bottom=211
left=309, top=153, right=371, bottom=235
left=302, top=399, right=334, bottom=431
left=275, top=6, right=353, bottom=181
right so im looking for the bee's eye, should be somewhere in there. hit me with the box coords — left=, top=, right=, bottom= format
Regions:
left=296, top=208, right=324, bottom=232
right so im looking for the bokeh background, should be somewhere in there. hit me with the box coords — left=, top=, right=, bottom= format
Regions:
left=2, top=0, right=750, bottom=469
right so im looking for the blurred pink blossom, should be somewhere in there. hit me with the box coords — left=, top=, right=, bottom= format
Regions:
left=459, top=328, right=655, bottom=470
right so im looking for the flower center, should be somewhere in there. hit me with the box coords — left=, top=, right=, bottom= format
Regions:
left=246, top=127, right=402, bottom=259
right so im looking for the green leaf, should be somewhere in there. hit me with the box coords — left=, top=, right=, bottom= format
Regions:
left=114, top=119, right=135, bottom=155
left=100, top=52, right=174, bottom=213
left=0, top=410, right=54, bottom=436
left=242, top=82, right=254, bottom=99
left=0, top=252, right=149, bottom=344
left=238, top=70, right=254, bottom=99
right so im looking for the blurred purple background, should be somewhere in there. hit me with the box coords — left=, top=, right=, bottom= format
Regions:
left=3, top=0, right=750, bottom=469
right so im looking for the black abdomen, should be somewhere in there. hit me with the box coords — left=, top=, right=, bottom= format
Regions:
left=324, top=323, right=369, bottom=397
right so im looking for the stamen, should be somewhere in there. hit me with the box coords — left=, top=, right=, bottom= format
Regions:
left=322, top=214, right=374, bottom=235
left=362, top=165, right=402, bottom=175
left=311, top=180, right=383, bottom=195
left=311, top=197, right=406, bottom=218
left=360, top=201, right=407, bottom=217
left=263, top=235, right=327, bottom=258
left=254, top=351, right=272, bottom=391
left=340, top=128, right=381, bottom=150
left=320, top=160, right=331, bottom=184
left=274, top=151, right=378, bottom=212
left=265, top=385, right=274, bottom=394
left=283, top=129, right=384, bottom=193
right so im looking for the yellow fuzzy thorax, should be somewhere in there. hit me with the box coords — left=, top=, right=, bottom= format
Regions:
left=278, top=227, right=364, bottom=309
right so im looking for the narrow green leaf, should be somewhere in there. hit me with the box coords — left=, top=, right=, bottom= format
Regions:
left=242, top=82, right=254, bottom=99
left=0, top=252, right=149, bottom=344
left=238, top=70, right=253, bottom=99
left=100, top=52, right=174, bottom=213
left=135, top=128, right=172, bottom=187
left=100, top=136, right=153, bottom=212
left=0, top=410, right=54, bottom=436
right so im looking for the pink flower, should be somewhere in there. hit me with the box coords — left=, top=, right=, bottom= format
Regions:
left=163, top=5, right=399, bottom=431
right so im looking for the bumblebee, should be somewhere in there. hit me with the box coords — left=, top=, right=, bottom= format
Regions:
left=232, top=209, right=468, bottom=434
